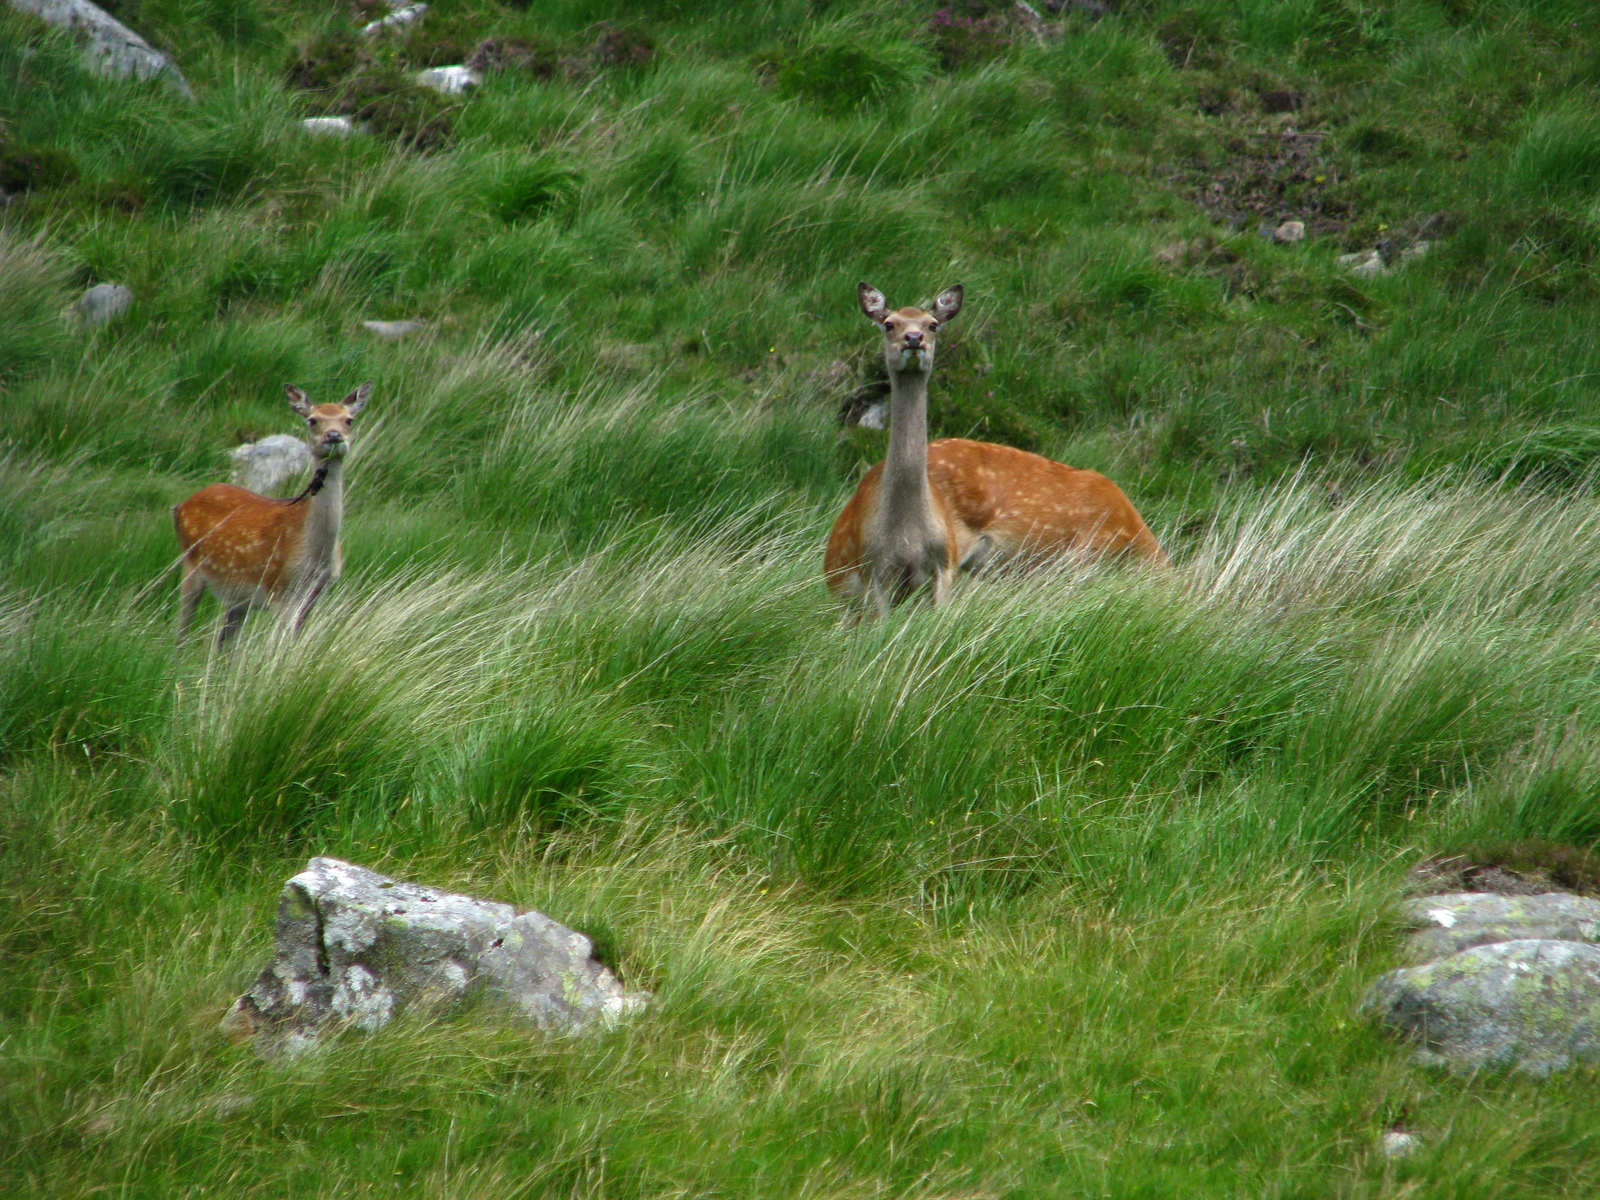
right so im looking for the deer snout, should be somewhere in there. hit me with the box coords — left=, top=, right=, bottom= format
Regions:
left=324, top=429, right=345, bottom=444
left=903, top=331, right=924, bottom=349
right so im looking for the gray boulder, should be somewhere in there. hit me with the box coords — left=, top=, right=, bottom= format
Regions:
left=71, top=282, right=133, bottom=325
left=9, top=0, right=194, bottom=98
left=1363, top=939, right=1600, bottom=1075
left=1402, top=892, right=1600, bottom=963
left=222, top=858, right=648, bottom=1057
left=230, top=434, right=312, bottom=496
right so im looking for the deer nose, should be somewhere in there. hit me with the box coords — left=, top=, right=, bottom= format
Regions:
left=325, top=430, right=344, bottom=443
left=904, top=331, right=923, bottom=348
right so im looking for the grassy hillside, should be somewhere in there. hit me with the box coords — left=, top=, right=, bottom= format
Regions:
left=6, top=1, right=1600, bottom=1196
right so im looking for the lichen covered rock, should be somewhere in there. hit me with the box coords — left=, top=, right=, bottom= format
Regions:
left=1362, top=938, right=1600, bottom=1075
left=222, top=858, right=647, bottom=1057
left=1402, top=892, right=1600, bottom=962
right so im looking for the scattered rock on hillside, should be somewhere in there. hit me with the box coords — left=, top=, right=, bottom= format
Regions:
left=231, top=434, right=312, bottom=495
left=1401, top=892, right=1600, bottom=963
left=361, top=2, right=427, bottom=37
left=362, top=318, right=428, bottom=340
left=1337, top=241, right=1428, bottom=279
left=69, top=282, right=133, bottom=325
left=414, top=64, right=478, bottom=95
left=1042, top=0, right=1109, bottom=15
left=855, top=402, right=888, bottom=430
left=1380, top=1130, right=1421, bottom=1159
left=301, top=116, right=360, bottom=137
left=9, top=0, right=195, bottom=98
left=221, top=858, right=648, bottom=1058
left=1260, top=219, right=1305, bottom=243
left=1363, top=939, right=1600, bottom=1075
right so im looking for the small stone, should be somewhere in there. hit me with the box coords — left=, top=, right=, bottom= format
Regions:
left=1401, top=240, right=1430, bottom=264
left=361, top=318, right=428, bottom=340
left=71, top=282, right=133, bottom=325
left=301, top=116, right=359, bottom=137
left=231, top=434, right=312, bottom=496
left=1274, top=220, right=1305, bottom=242
left=414, top=65, right=480, bottom=95
left=361, top=2, right=427, bottom=36
left=1337, top=248, right=1387, bottom=278
left=1380, top=1130, right=1421, bottom=1159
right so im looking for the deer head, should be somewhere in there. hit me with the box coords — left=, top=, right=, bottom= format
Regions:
left=285, top=382, right=372, bottom=460
left=858, top=283, right=964, bottom=375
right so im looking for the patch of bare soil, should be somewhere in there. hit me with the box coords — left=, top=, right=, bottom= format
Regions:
left=1409, top=840, right=1600, bottom=897
left=1177, top=128, right=1351, bottom=238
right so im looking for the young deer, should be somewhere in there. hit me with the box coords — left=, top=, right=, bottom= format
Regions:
left=175, top=382, right=371, bottom=646
left=825, top=285, right=1165, bottom=620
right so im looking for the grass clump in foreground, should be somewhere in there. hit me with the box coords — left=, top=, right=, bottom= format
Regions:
left=7, top=0, right=1600, bottom=1195
left=9, top=482, right=1600, bottom=1196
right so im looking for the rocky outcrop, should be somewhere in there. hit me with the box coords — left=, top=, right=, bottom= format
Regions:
left=1364, top=886, right=1600, bottom=1074
left=9, top=0, right=194, bottom=98
left=222, top=858, right=648, bottom=1057
left=1400, top=892, right=1600, bottom=963
left=1363, top=939, right=1600, bottom=1076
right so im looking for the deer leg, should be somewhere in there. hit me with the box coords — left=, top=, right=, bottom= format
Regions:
left=958, top=534, right=997, bottom=575
left=285, top=573, right=331, bottom=634
left=217, top=604, right=250, bottom=649
left=177, top=565, right=205, bottom=643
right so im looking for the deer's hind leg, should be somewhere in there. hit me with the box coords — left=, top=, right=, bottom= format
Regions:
left=177, top=563, right=206, bottom=643
left=217, top=603, right=251, bottom=649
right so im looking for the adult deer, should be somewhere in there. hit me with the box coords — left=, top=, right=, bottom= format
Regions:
left=824, top=285, right=1164, bottom=620
left=174, top=382, right=371, bottom=647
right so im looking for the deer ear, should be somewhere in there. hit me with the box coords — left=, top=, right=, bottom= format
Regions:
left=932, top=285, right=964, bottom=322
left=285, top=385, right=312, bottom=416
left=343, top=380, right=373, bottom=416
left=858, top=282, right=889, bottom=323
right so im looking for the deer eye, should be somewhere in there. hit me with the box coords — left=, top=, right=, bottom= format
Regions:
left=306, top=418, right=316, bottom=426
left=926, top=320, right=939, bottom=330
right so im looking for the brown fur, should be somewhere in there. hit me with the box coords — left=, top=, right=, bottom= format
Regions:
left=174, top=484, right=316, bottom=596
left=825, top=437, right=1166, bottom=597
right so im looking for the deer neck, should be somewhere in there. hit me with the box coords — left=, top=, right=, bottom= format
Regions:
left=301, top=457, right=344, bottom=566
left=879, top=366, right=937, bottom=533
